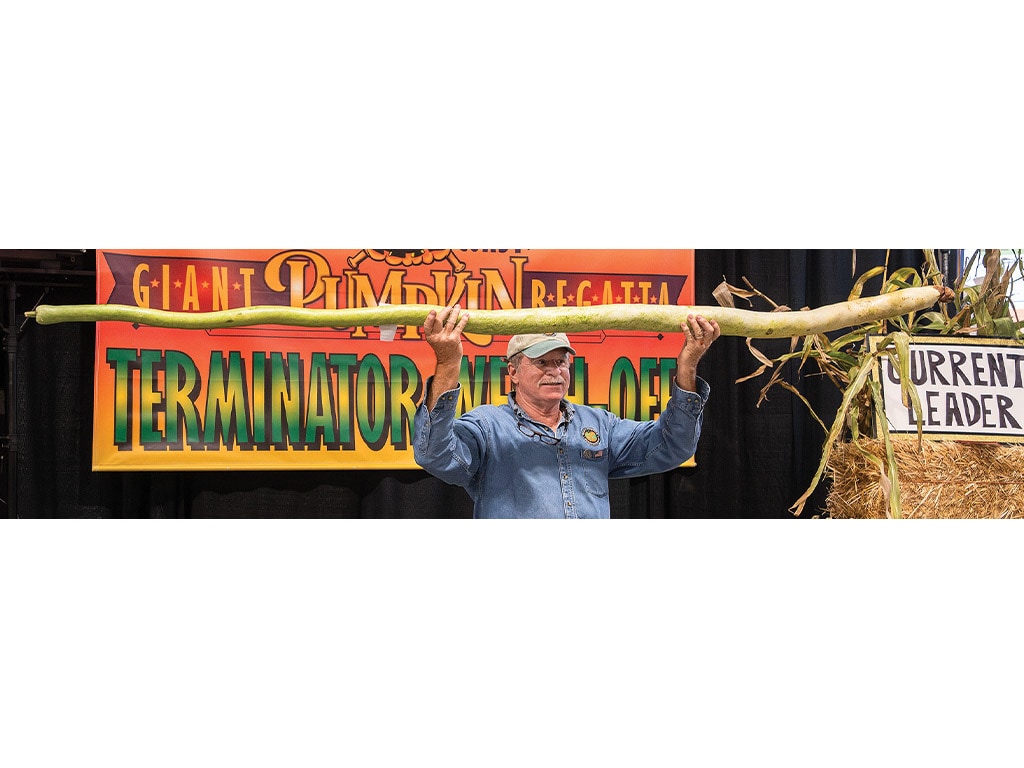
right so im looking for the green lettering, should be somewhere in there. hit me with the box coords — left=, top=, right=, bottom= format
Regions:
left=139, top=349, right=164, bottom=445
left=330, top=353, right=358, bottom=449
left=204, top=351, right=251, bottom=449
left=165, top=350, right=201, bottom=447
left=304, top=352, right=338, bottom=447
left=609, top=357, right=638, bottom=419
left=390, top=354, right=421, bottom=449
left=270, top=352, right=302, bottom=447
left=252, top=352, right=266, bottom=443
left=459, top=356, right=489, bottom=412
left=106, top=348, right=139, bottom=447
left=639, top=357, right=659, bottom=421
left=357, top=355, right=388, bottom=450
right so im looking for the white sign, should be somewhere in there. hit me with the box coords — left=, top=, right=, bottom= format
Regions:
left=874, top=336, right=1024, bottom=442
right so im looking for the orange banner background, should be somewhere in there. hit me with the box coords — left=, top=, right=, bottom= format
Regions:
left=93, top=249, right=695, bottom=470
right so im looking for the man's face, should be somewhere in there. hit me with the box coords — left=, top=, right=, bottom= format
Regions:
left=509, top=349, right=572, bottom=408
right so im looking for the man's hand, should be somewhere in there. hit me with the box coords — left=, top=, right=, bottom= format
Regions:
left=675, top=314, right=720, bottom=392
left=424, top=304, right=470, bottom=409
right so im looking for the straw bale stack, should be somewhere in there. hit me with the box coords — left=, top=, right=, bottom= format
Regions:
left=825, top=438, right=1024, bottom=519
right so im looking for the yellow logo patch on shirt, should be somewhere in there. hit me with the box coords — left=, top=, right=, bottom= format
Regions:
left=582, top=428, right=600, bottom=444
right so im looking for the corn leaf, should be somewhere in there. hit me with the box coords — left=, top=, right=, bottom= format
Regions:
left=849, top=267, right=886, bottom=300
left=790, top=360, right=877, bottom=516
left=869, top=379, right=903, bottom=518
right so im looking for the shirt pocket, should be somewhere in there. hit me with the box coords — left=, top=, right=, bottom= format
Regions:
left=580, top=446, right=610, bottom=497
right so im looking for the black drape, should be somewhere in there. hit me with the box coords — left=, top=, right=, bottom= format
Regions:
left=683, top=249, right=931, bottom=518
left=3, top=249, right=943, bottom=518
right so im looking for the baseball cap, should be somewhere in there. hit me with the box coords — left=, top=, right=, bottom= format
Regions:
left=505, top=333, right=576, bottom=360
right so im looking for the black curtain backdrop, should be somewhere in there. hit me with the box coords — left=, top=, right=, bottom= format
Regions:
left=3, top=249, right=941, bottom=518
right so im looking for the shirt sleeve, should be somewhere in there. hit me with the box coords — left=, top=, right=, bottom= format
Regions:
left=412, top=378, right=485, bottom=488
left=606, top=376, right=710, bottom=478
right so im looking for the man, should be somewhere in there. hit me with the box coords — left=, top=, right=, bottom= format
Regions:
left=413, top=304, right=720, bottom=518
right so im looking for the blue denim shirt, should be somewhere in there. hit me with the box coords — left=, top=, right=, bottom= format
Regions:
left=413, top=377, right=709, bottom=518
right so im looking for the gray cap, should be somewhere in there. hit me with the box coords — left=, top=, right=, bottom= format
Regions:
left=505, top=333, right=576, bottom=360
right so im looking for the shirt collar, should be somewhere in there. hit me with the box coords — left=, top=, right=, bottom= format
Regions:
left=508, top=391, right=575, bottom=423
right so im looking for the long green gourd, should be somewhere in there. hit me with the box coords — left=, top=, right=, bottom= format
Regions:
left=25, top=285, right=945, bottom=339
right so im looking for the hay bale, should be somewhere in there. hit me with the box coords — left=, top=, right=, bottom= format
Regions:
left=825, top=438, right=1024, bottom=519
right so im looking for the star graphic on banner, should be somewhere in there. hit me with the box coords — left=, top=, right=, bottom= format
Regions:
left=615, top=294, right=623, bottom=303
left=649, top=296, right=659, bottom=304
left=201, top=281, right=210, bottom=289
left=546, top=293, right=555, bottom=303
left=150, top=279, right=159, bottom=288
left=592, top=294, right=600, bottom=303
left=174, top=280, right=182, bottom=289
left=232, top=282, right=241, bottom=291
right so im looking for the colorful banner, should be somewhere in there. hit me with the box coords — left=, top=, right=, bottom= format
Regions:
left=93, top=249, right=695, bottom=470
